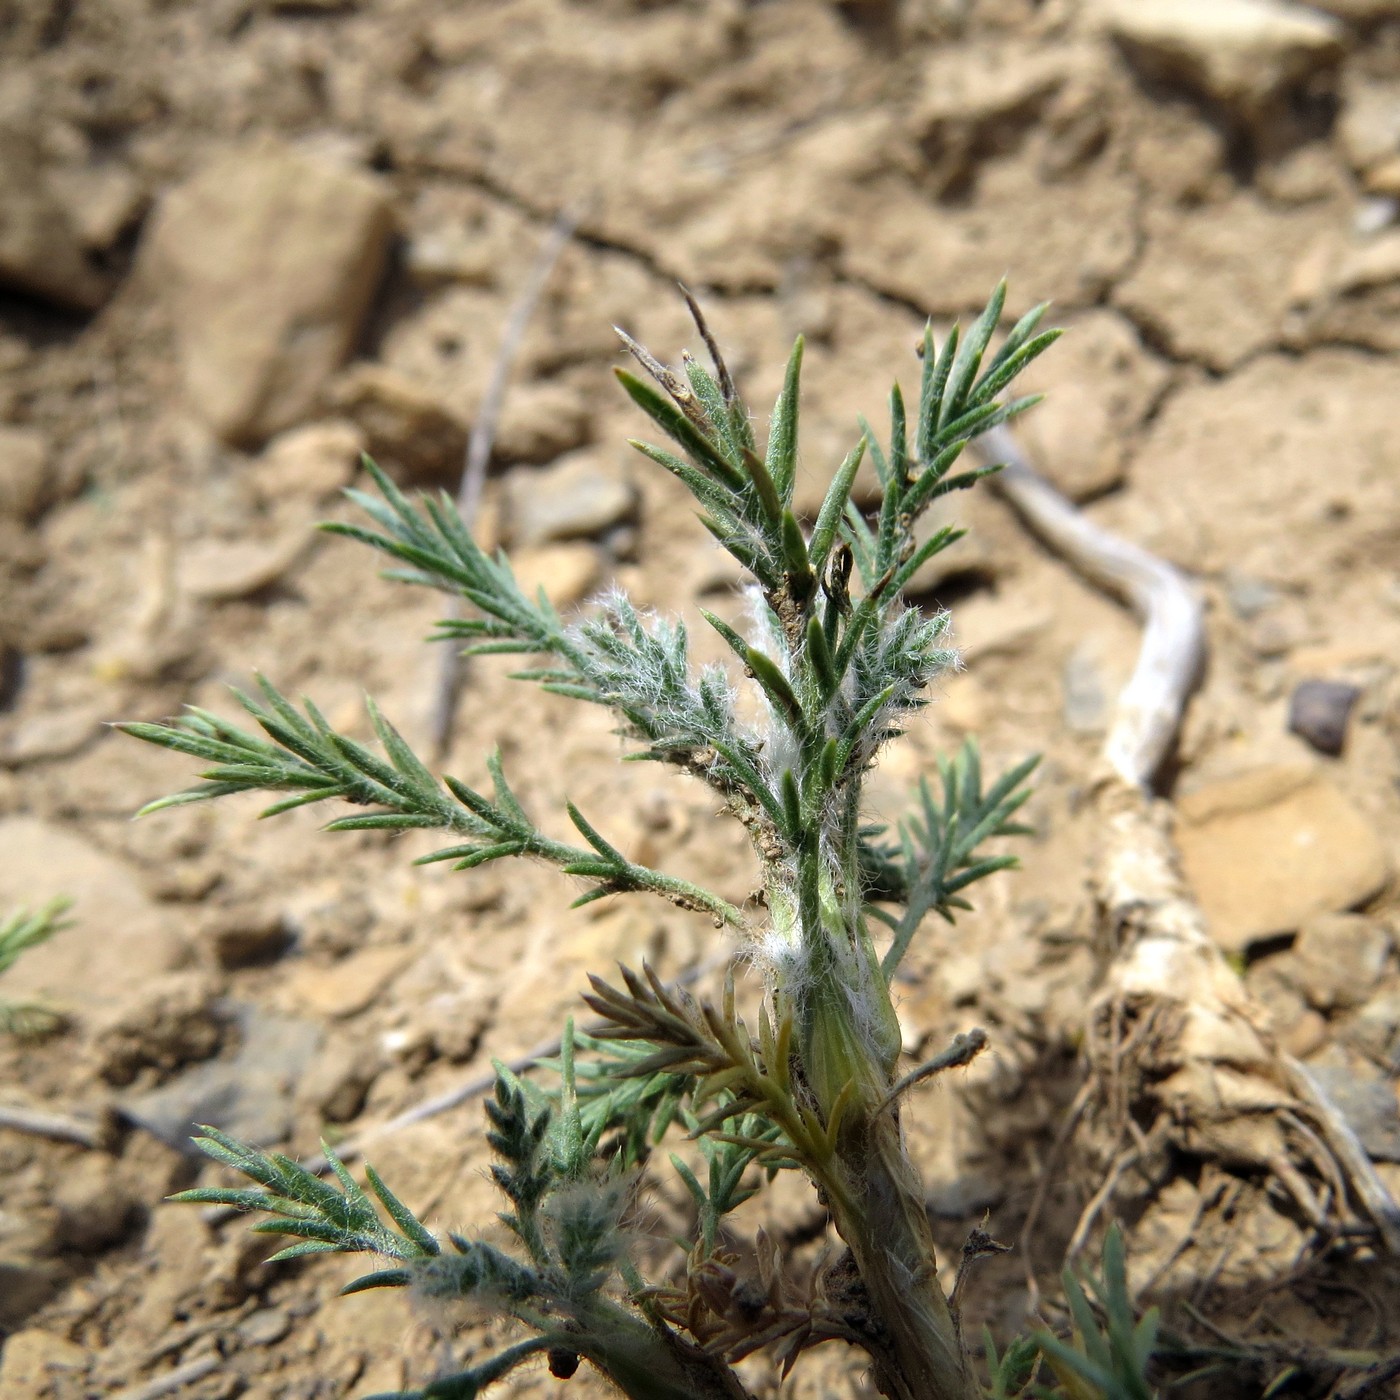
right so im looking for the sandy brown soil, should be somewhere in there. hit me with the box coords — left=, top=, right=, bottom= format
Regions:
left=3, top=0, right=1400, bottom=1396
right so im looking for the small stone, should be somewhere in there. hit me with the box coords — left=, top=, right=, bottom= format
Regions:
left=1348, top=987, right=1400, bottom=1066
left=403, top=225, right=495, bottom=287
left=1097, top=0, right=1343, bottom=133
left=1306, top=1047, right=1400, bottom=1161
left=505, top=451, right=637, bottom=547
left=1062, top=642, right=1110, bottom=734
left=250, top=421, right=364, bottom=503
left=0, top=706, right=104, bottom=767
left=1354, top=195, right=1400, bottom=238
left=0, top=817, right=187, bottom=1012
left=149, top=140, right=394, bottom=445
left=1329, top=231, right=1400, bottom=298
left=911, top=42, right=1070, bottom=195
left=175, top=528, right=313, bottom=602
left=492, top=380, right=593, bottom=465
left=0, top=125, right=108, bottom=311
left=297, top=1038, right=383, bottom=1123
left=52, top=1155, right=141, bottom=1253
left=202, top=906, right=291, bottom=969
left=1281, top=1007, right=1328, bottom=1057
left=46, top=162, right=146, bottom=254
left=90, top=971, right=227, bottom=1087
left=1287, top=912, right=1392, bottom=1011
left=1224, top=571, right=1279, bottom=621
left=118, top=1002, right=321, bottom=1152
left=328, top=363, right=467, bottom=484
left=1176, top=766, right=1390, bottom=952
left=1337, top=76, right=1400, bottom=176
left=1287, top=677, right=1361, bottom=755
left=0, top=427, right=50, bottom=523
left=1365, top=157, right=1400, bottom=199
left=509, top=543, right=601, bottom=608
left=0, top=1330, right=90, bottom=1397
left=1017, top=311, right=1169, bottom=503
left=273, top=945, right=412, bottom=1020
left=237, top=1307, right=293, bottom=1348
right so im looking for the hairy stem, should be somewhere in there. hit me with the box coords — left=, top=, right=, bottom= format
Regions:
left=829, top=1103, right=974, bottom=1400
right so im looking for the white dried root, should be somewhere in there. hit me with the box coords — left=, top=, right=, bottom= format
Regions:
left=977, top=425, right=1400, bottom=1266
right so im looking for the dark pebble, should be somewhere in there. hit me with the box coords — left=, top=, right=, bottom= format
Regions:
left=1287, top=678, right=1360, bottom=756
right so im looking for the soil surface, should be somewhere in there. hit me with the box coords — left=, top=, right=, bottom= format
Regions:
left=3, top=1, right=1400, bottom=1397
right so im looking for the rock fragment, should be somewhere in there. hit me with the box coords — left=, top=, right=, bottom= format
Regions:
left=0, top=427, right=51, bottom=523
left=148, top=140, right=394, bottom=446
left=1306, top=1046, right=1400, bottom=1161
left=1176, top=765, right=1390, bottom=953
left=329, top=363, right=468, bottom=483
left=910, top=43, right=1071, bottom=196
left=1287, top=677, right=1361, bottom=755
left=250, top=420, right=364, bottom=503
left=1285, top=911, right=1392, bottom=1011
left=0, top=816, right=187, bottom=1012
left=1338, top=77, right=1400, bottom=178
left=0, top=126, right=109, bottom=311
left=89, top=971, right=227, bottom=1087
left=118, top=1002, right=322, bottom=1152
left=176, top=527, right=313, bottom=602
left=505, top=451, right=637, bottom=547
left=0, top=1330, right=90, bottom=1396
left=509, top=543, right=602, bottom=607
left=1096, top=0, right=1343, bottom=133
left=493, top=380, right=594, bottom=465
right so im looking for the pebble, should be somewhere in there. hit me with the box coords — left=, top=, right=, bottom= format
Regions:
left=148, top=138, right=394, bottom=446
left=272, top=944, right=412, bottom=1020
left=1337, top=75, right=1400, bottom=176
left=250, top=420, right=364, bottom=504
left=237, top=1307, right=293, bottom=1348
left=328, top=363, right=468, bottom=484
left=508, top=543, right=602, bottom=608
left=505, top=451, right=637, bottom=548
left=0, top=816, right=187, bottom=1011
left=1287, top=677, right=1361, bottom=755
left=118, top=1002, right=321, bottom=1152
left=201, top=905, right=292, bottom=969
left=1176, top=765, right=1390, bottom=953
left=0, top=123, right=109, bottom=311
left=0, top=1329, right=91, bottom=1398
left=1224, top=570, right=1279, bottom=621
left=296, top=1038, right=383, bottom=1123
left=89, top=971, right=227, bottom=1087
left=1348, top=987, right=1400, bottom=1068
left=1306, top=1046, right=1400, bottom=1162
left=0, top=706, right=105, bottom=767
left=175, top=527, right=313, bottom=602
left=1354, top=195, right=1400, bottom=238
left=0, top=426, right=50, bottom=523
left=492, top=380, right=593, bottom=465
left=1361, top=159, right=1400, bottom=204
left=1062, top=641, right=1110, bottom=734
left=1286, top=912, right=1393, bottom=1011
left=51, top=1154, right=141, bottom=1253
left=1095, top=0, right=1343, bottom=132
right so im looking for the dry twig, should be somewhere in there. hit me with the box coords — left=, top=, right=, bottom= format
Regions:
left=429, top=208, right=578, bottom=756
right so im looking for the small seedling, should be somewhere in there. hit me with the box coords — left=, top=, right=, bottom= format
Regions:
left=123, top=285, right=1157, bottom=1399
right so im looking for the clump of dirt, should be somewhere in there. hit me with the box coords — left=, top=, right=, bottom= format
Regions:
left=3, top=1, right=1400, bottom=1396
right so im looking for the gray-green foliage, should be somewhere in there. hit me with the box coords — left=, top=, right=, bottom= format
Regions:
left=125, top=285, right=1155, bottom=1400
left=0, top=898, right=70, bottom=1035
